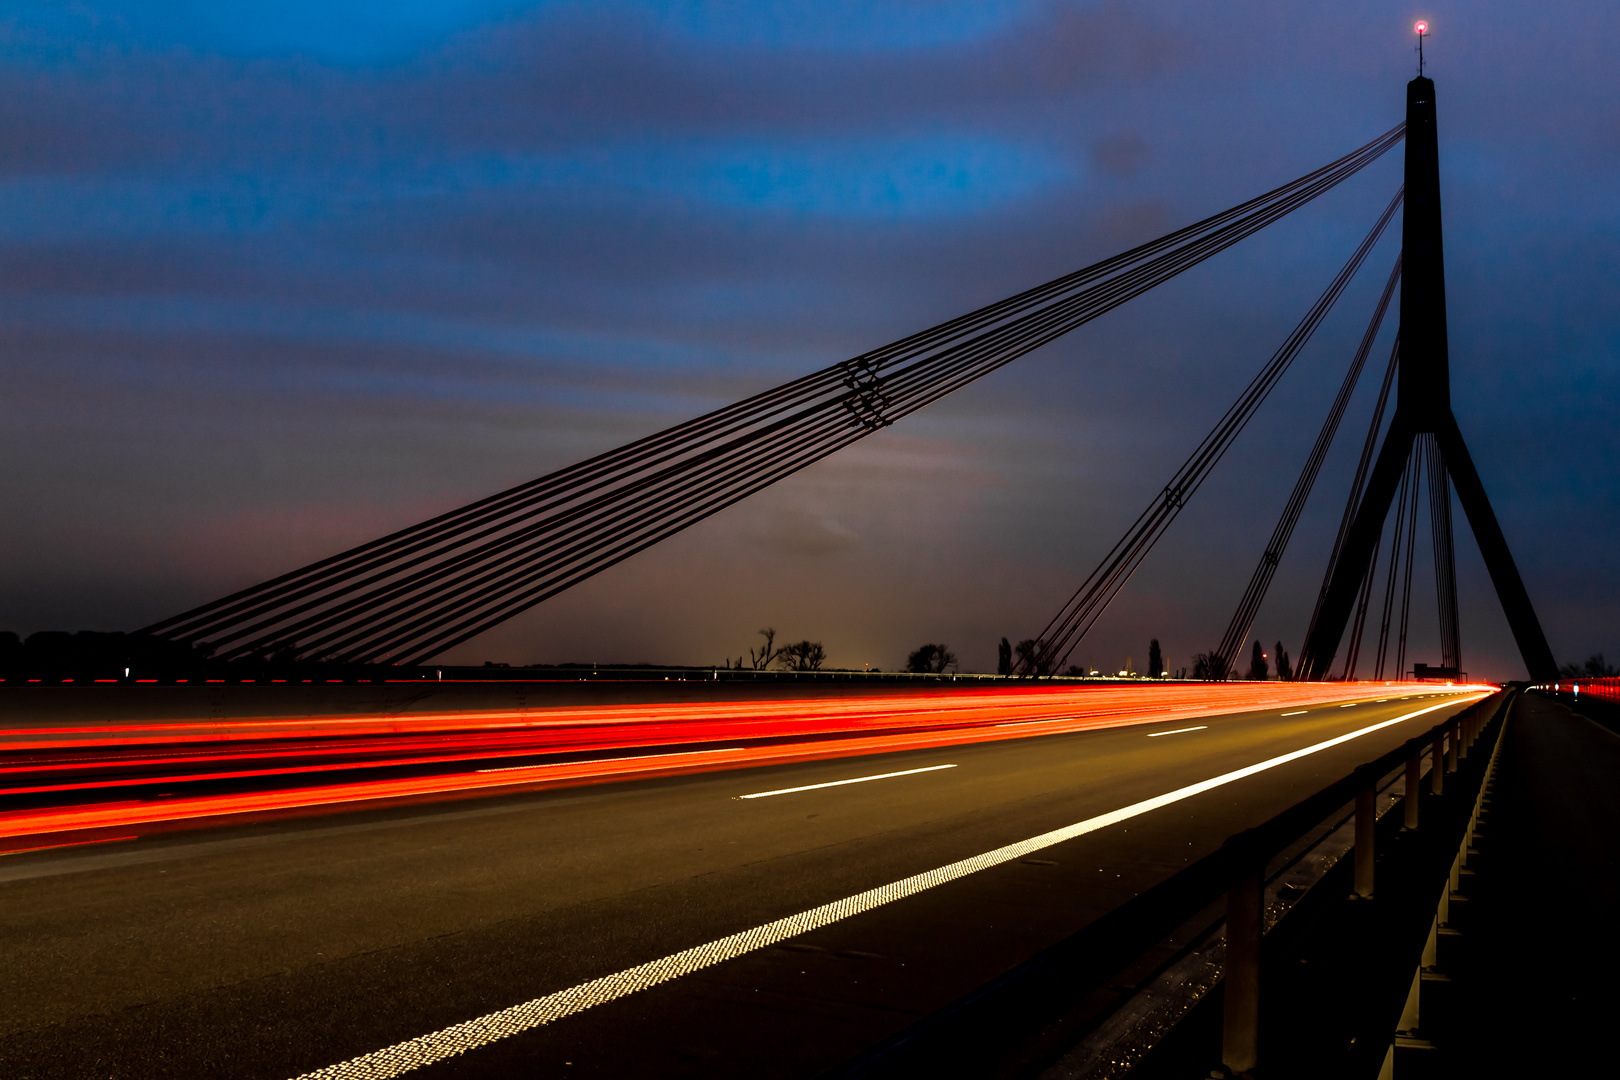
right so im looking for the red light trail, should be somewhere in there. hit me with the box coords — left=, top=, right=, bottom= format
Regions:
left=0, top=682, right=1490, bottom=850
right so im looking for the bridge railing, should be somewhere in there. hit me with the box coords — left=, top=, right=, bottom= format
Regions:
left=1536, top=676, right=1620, bottom=703
left=829, top=687, right=1511, bottom=1079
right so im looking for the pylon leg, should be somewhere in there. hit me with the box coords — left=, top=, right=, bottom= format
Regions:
left=1433, top=413, right=1556, bottom=680
left=1299, top=412, right=1415, bottom=679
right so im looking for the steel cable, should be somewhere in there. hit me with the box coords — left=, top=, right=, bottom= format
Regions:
left=140, top=126, right=1405, bottom=663
left=1020, top=188, right=1404, bottom=676
left=1211, top=256, right=1402, bottom=678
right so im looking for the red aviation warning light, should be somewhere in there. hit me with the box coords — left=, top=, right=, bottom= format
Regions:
left=1414, top=20, right=1428, bottom=35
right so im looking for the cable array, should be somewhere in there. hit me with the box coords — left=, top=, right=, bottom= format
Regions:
left=1302, top=334, right=1401, bottom=679
left=1018, top=188, right=1405, bottom=677
left=1210, top=256, right=1402, bottom=679
left=142, top=126, right=1405, bottom=664
left=1327, top=419, right=1460, bottom=682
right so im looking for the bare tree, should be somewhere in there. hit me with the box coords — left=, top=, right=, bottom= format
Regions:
left=749, top=628, right=779, bottom=670
left=906, top=643, right=957, bottom=674
left=775, top=640, right=826, bottom=671
left=1014, top=638, right=1050, bottom=676
left=1193, top=651, right=1228, bottom=681
left=1559, top=653, right=1619, bottom=678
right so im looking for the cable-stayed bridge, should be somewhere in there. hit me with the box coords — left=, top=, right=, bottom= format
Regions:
left=135, top=78, right=1552, bottom=686
left=6, top=71, right=1601, bottom=1080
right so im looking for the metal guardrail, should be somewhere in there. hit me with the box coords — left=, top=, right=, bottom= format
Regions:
left=827, top=688, right=1511, bottom=1079
left=1535, top=675, right=1620, bottom=703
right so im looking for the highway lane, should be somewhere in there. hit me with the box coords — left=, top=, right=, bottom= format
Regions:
left=0, top=682, right=1415, bottom=847
left=0, top=686, right=1487, bottom=1079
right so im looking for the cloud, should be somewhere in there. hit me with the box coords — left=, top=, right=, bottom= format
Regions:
left=1, top=0, right=1617, bottom=680
left=1092, top=132, right=1153, bottom=179
left=747, top=507, right=859, bottom=556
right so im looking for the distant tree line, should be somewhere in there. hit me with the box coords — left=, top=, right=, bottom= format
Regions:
left=721, top=628, right=829, bottom=672
left=1559, top=653, right=1619, bottom=678
left=1189, top=639, right=1295, bottom=681
left=713, top=628, right=1312, bottom=682
left=0, top=630, right=217, bottom=679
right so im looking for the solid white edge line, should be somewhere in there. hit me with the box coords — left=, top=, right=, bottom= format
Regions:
left=1145, top=726, right=1208, bottom=738
left=288, top=693, right=1488, bottom=1080
left=736, top=764, right=957, bottom=800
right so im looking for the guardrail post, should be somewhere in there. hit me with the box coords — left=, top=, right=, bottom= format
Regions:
left=1354, top=785, right=1376, bottom=898
left=1397, top=966, right=1421, bottom=1036
left=1431, top=735, right=1445, bottom=795
left=1404, top=754, right=1421, bottom=830
left=1446, top=726, right=1459, bottom=773
left=1223, top=868, right=1263, bottom=1075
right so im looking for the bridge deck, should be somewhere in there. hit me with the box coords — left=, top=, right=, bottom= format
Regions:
left=0, top=687, right=1482, bottom=1079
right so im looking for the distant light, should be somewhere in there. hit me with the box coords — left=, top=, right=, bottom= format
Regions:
left=1414, top=20, right=1428, bottom=35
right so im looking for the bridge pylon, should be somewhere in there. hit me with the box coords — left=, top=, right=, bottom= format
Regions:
left=1297, top=77, right=1556, bottom=682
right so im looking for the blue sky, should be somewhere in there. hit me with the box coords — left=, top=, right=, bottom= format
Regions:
left=2, top=1, right=1616, bottom=677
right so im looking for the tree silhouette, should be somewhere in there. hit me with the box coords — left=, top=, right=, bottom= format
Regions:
left=749, top=628, right=779, bottom=670
left=997, top=637, right=1013, bottom=677
left=775, top=640, right=826, bottom=671
left=1193, top=650, right=1227, bottom=681
left=906, top=643, right=957, bottom=674
left=1275, top=641, right=1293, bottom=681
left=1247, top=640, right=1269, bottom=680
left=1014, top=638, right=1050, bottom=676
left=1558, top=653, right=1619, bottom=678
left=1148, top=639, right=1163, bottom=678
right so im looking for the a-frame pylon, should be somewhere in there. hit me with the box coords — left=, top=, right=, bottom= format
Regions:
left=1298, top=77, right=1557, bottom=682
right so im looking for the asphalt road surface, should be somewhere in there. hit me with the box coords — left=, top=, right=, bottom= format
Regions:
left=0, top=686, right=1486, bottom=1079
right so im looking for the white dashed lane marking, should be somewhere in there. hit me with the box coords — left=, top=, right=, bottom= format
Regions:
left=1145, top=726, right=1208, bottom=738
left=735, top=764, right=957, bottom=800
